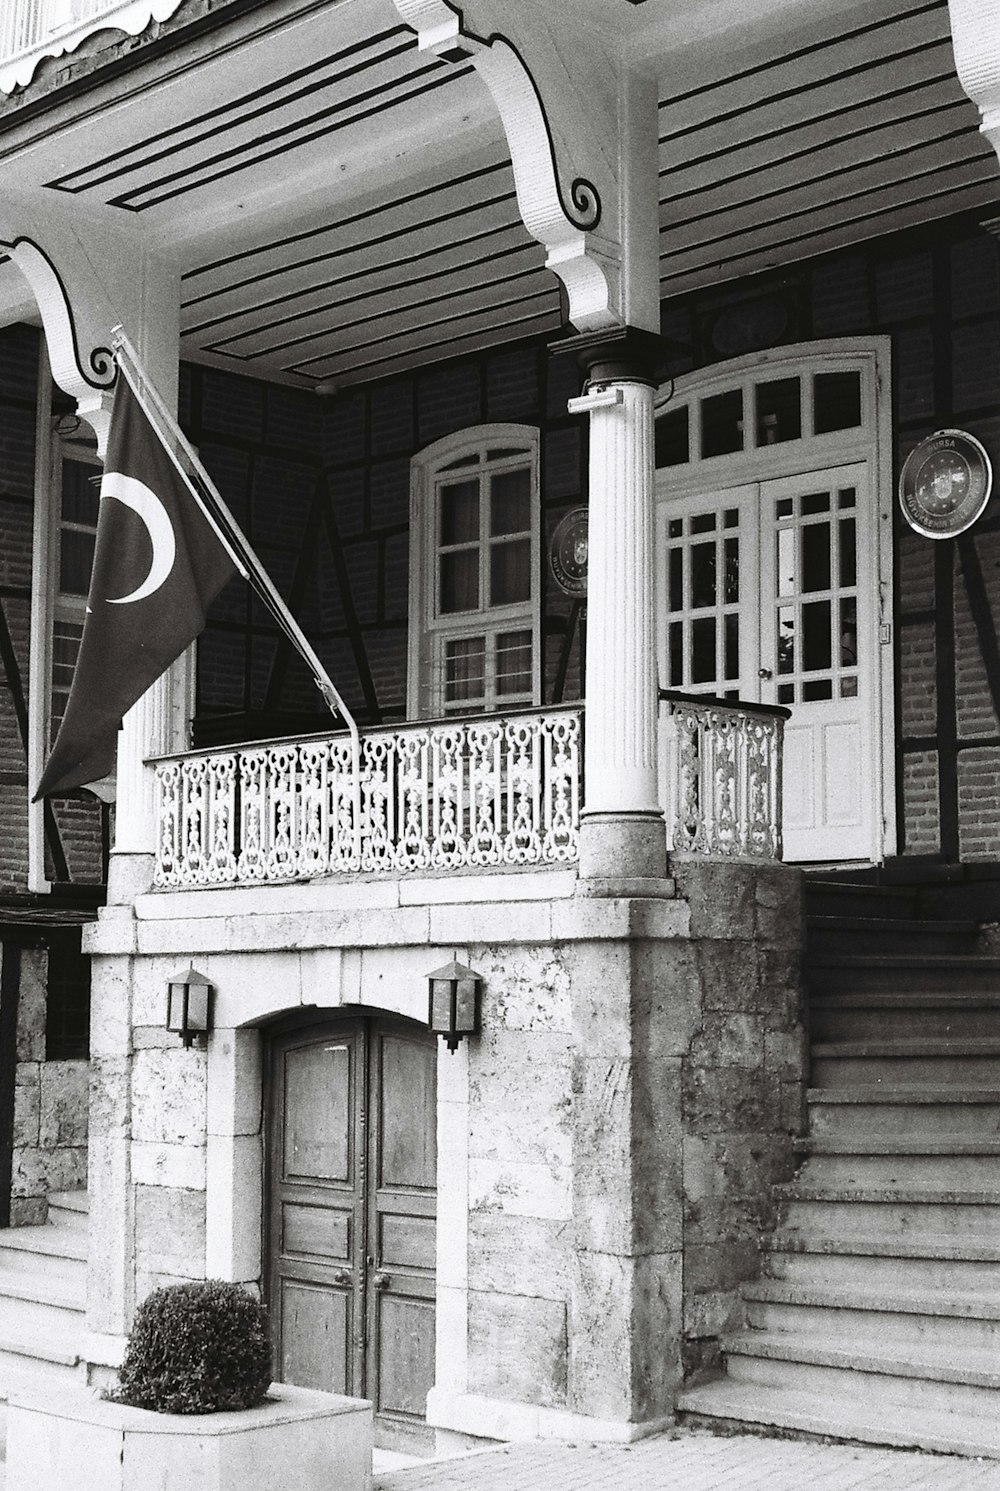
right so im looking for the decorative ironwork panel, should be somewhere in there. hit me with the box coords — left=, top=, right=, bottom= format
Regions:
left=153, top=708, right=583, bottom=888
left=661, top=697, right=783, bottom=860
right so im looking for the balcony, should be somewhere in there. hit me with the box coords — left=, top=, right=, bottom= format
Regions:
left=152, top=698, right=787, bottom=891
left=0, top=0, right=185, bottom=92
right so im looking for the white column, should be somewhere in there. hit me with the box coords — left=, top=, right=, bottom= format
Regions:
left=572, top=343, right=666, bottom=883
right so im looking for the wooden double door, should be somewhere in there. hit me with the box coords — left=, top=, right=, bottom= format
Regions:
left=267, top=1016, right=437, bottom=1450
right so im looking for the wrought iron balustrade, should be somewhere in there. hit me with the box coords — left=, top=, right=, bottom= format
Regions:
left=153, top=707, right=583, bottom=889
left=659, top=690, right=787, bottom=860
left=1, top=1, right=185, bottom=90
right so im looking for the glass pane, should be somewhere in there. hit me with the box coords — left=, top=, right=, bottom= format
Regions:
left=777, top=528, right=796, bottom=597
left=814, top=370, right=861, bottom=434
left=691, top=617, right=716, bottom=684
left=724, top=536, right=739, bottom=604
left=838, top=486, right=856, bottom=509
left=490, top=537, right=531, bottom=606
left=840, top=596, right=858, bottom=666
left=490, top=468, right=530, bottom=536
left=802, top=491, right=830, bottom=515
left=724, top=613, right=740, bottom=680
left=669, top=547, right=683, bottom=612
left=776, top=498, right=794, bottom=518
left=487, top=447, right=529, bottom=461
left=59, top=529, right=96, bottom=595
left=803, top=679, right=833, bottom=701
left=839, top=517, right=857, bottom=587
left=841, top=676, right=858, bottom=698
left=61, top=462, right=100, bottom=524
left=668, top=517, right=683, bottom=538
left=778, top=683, right=795, bottom=703
left=724, top=508, right=739, bottom=528
left=691, top=542, right=716, bottom=609
left=445, top=636, right=486, bottom=701
left=440, top=480, right=479, bottom=544
left=669, top=621, right=684, bottom=686
left=803, top=600, right=832, bottom=670
left=655, top=407, right=689, bottom=467
left=496, top=629, right=532, bottom=695
left=692, top=513, right=716, bottom=534
left=440, top=550, right=479, bottom=613
left=701, top=389, right=744, bottom=458
left=802, top=523, right=831, bottom=593
left=756, top=377, right=801, bottom=445
left=440, top=453, right=478, bottom=471
left=778, top=607, right=796, bottom=673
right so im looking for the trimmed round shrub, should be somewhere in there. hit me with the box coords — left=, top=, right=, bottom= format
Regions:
left=115, top=1279, right=272, bottom=1415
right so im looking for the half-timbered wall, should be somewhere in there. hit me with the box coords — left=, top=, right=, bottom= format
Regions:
left=189, top=342, right=588, bottom=743
left=659, top=214, right=1000, bottom=861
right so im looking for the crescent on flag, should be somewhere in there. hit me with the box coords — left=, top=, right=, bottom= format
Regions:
left=101, top=471, right=177, bottom=605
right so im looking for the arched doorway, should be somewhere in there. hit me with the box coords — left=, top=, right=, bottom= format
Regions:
left=266, top=1013, right=437, bottom=1452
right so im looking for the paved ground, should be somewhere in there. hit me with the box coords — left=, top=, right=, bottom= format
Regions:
left=374, top=1431, right=1000, bottom=1490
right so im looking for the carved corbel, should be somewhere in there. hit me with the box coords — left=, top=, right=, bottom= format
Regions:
left=391, top=0, right=646, bottom=333
left=949, top=0, right=1000, bottom=168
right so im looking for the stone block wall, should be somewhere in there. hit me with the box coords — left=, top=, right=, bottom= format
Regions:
left=11, top=946, right=89, bottom=1224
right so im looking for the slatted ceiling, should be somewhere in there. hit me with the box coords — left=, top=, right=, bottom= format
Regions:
left=181, top=159, right=517, bottom=310
left=281, top=271, right=559, bottom=380
left=657, top=0, right=998, bottom=296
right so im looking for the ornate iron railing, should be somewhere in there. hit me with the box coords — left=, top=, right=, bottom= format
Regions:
left=659, top=691, right=787, bottom=860
left=153, top=707, right=583, bottom=889
left=1, top=1, right=185, bottom=91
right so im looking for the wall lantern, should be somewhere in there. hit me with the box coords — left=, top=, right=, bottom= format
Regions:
left=427, top=960, right=482, bottom=1052
left=166, top=966, right=213, bottom=1049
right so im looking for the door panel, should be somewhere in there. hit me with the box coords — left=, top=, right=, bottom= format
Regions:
left=268, top=1017, right=436, bottom=1452
left=658, top=462, right=881, bottom=862
left=760, top=465, right=873, bottom=861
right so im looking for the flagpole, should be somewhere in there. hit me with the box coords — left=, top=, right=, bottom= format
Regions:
left=110, top=330, right=363, bottom=864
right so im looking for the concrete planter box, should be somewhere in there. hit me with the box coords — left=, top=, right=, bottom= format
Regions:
left=6, top=1381, right=373, bottom=1491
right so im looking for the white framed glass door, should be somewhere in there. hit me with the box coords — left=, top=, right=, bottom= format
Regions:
left=658, top=461, right=882, bottom=862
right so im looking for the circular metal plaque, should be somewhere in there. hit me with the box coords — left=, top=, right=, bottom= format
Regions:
left=550, top=507, right=589, bottom=596
left=898, top=429, right=993, bottom=539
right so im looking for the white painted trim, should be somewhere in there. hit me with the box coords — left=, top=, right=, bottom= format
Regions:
left=0, top=0, right=187, bottom=93
left=27, top=349, right=53, bottom=894
left=407, top=424, right=541, bottom=719
left=653, top=337, right=896, bottom=863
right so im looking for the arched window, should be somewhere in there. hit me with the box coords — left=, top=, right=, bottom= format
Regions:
left=408, top=425, right=540, bottom=718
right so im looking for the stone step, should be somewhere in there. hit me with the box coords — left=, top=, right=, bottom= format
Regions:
left=809, top=991, right=1000, bottom=1043
left=777, top=1183, right=1000, bottom=1237
left=743, top=1279, right=1000, bottom=1351
left=46, top=1193, right=89, bottom=1235
left=678, top=1377, right=1000, bottom=1458
left=806, top=1086, right=1000, bottom=1138
left=791, top=1148, right=1000, bottom=1189
left=806, top=916, right=979, bottom=958
left=0, top=1223, right=87, bottom=1284
left=806, top=955, right=1000, bottom=995
left=765, top=1230, right=1000, bottom=1293
left=723, top=1336, right=1000, bottom=1422
left=0, top=1269, right=85, bottom=1339
left=803, top=880, right=922, bottom=921
left=810, top=1041, right=1000, bottom=1087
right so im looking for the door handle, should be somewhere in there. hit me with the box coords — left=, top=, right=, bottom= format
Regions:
left=758, top=667, right=773, bottom=680
left=372, top=1271, right=390, bottom=1291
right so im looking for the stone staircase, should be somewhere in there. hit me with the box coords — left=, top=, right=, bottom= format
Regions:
left=678, top=878, right=1000, bottom=1458
left=0, top=1191, right=87, bottom=1452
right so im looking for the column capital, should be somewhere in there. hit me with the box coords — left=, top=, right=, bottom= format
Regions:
left=551, top=324, right=668, bottom=389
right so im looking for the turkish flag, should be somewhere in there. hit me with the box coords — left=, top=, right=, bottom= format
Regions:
left=35, top=375, right=236, bottom=798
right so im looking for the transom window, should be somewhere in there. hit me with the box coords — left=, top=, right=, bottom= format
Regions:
left=656, top=363, right=865, bottom=467
left=410, top=428, right=539, bottom=717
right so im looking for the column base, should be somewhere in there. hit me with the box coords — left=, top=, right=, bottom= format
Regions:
left=105, top=851, right=155, bottom=905
left=578, top=811, right=668, bottom=888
